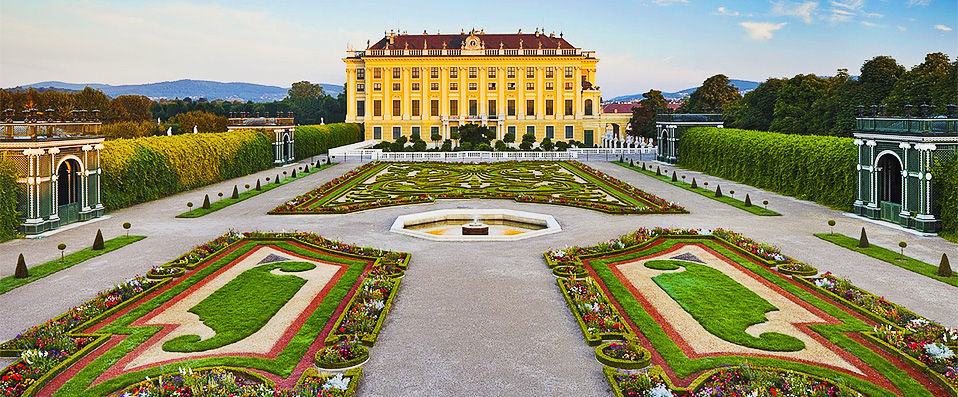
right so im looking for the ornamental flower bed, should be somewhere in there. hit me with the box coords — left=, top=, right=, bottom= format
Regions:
left=562, top=278, right=628, bottom=336
left=595, top=340, right=651, bottom=370
left=609, top=370, right=683, bottom=397
left=607, top=365, right=860, bottom=397
left=546, top=227, right=701, bottom=267
left=169, top=230, right=245, bottom=268
left=331, top=277, right=394, bottom=338
left=776, top=262, right=818, bottom=277
left=0, top=277, right=156, bottom=396
left=115, top=366, right=355, bottom=397
left=314, top=339, right=369, bottom=369
left=712, top=228, right=788, bottom=263
left=812, top=272, right=958, bottom=388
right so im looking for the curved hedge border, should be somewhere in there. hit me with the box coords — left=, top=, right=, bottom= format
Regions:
left=299, top=367, right=362, bottom=396
left=604, top=365, right=863, bottom=397
left=313, top=345, right=370, bottom=370
left=594, top=342, right=652, bottom=370
left=117, top=366, right=276, bottom=394
left=776, top=262, right=818, bottom=277
left=145, top=266, right=185, bottom=279
left=552, top=265, right=587, bottom=279
left=678, top=127, right=856, bottom=210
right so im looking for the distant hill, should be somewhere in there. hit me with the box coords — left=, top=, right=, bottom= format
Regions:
left=9, top=79, right=343, bottom=102
left=609, top=79, right=761, bottom=102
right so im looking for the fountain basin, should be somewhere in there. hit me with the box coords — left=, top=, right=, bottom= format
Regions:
left=390, top=209, right=561, bottom=241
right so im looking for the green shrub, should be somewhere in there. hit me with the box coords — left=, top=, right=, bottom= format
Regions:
left=294, top=123, right=362, bottom=159
left=0, top=158, right=19, bottom=242
left=932, top=154, right=957, bottom=237
left=679, top=127, right=856, bottom=210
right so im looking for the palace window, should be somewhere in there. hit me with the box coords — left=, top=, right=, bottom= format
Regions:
left=412, top=126, right=421, bottom=139
left=430, top=126, right=440, bottom=139
left=564, top=66, right=573, bottom=78
left=431, top=82, right=440, bottom=91
left=507, top=67, right=516, bottom=78
left=373, top=100, right=382, bottom=116
left=468, top=82, right=478, bottom=91
left=392, top=100, right=401, bottom=116
left=525, top=82, right=534, bottom=91
left=469, top=99, right=478, bottom=117
left=411, top=67, right=420, bottom=79
left=356, top=69, right=365, bottom=80
left=565, top=125, right=574, bottom=139
left=507, top=82, right=516, bottom=90
left=526, top=67, right=535, bottom=78
left=392, top=67, right=401, bottom=79
left=546, top=67, right=554, bottom=78
left=546, top=125, right=555, bottom=139
left=431, top=67, right=440, bottom=79
left=392, top=83, right=401, bottom=91
left=449, top=100, right=459, bottom=116
left=526, top=99, right=535, bottom=116
left=449, top=82, right=459, bottom=91
left=585, top=99, right=593, bottom=115
left=412, top=100, right=420, bottom=117
left=411, top=82, right=420, bottom=91
left=507, top=100, right=516, bottom=116
left=488, top=82, right=497, bottom=90
left=526, top=125, right=535, bottom=136
left=449, top=67, right=458, bottom=79
left=545, top=99, right=554, bottom=116
left=373, top=67, right=382, bottom=79
left=488, top=99, right=497, bottom=117
left=508, top=125, right=516, bottom=138
left=565, top=99, right=574, bottom=116
left=373, top=126, right=382, bottom=139
left=545, top=82, right=554, bottom=90
left=564, top=81, right=574, bottom=90
left=356, top=100, right=365, bottom=117
left=373, top=83, right=382, bottom=91
left=356, top=83, right=365, bottom=92
left=431, top=99, right=439, bottom=116
left=488, top=68, right=497, bottom=78
left=469, top=67, right=478, bottom=78
left=392, top=126, right=401, bottom=139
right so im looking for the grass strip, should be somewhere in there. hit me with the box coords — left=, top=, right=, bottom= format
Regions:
left=815, top=233, right=957, bottom=287
left=176, top=163, right=336, bottom=218
left=614, top=161, right=780, bottom=216
left=0, top=235, right=147, bottom=295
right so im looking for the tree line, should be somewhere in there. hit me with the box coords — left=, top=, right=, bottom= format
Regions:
left=0, top=81, right=346, bottom=139
left=629, top=52, right=957, bottom=137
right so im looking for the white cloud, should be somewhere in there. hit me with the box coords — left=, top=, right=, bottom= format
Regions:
left=717, top=6, right=742, bottom=16
left=897, top=25, right=907, bottom=31
left=935, top=24, right=953, bottom=31
left=831, top=0, right=864, bottom=10
left=864, top=12, right=883, bottom=18
left=771, top=1, right=818, bottom=24
left=740, top=21, right=788, bottom=40
left=860, top=21, right=878, bottom=27
left=651, top=0, right=688, bottom=5
left=907, top=0, right=931, bottom=7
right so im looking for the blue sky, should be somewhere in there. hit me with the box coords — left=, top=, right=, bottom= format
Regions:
left=0, top=0, right=954, bottom=97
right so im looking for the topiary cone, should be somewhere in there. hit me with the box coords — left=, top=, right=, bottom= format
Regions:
left=715, top=185, right=723, bottom=198
left=857, top=227, right=869, bottom=248
left=938, top=253, right=952, bottom=277
left=231, top=185, right=239, bottom=199
left=275, top=174, right=280, bottom=184
left=14, top=253, right=28, bottom=279
left=92, top=229, right=105, bottom=250
left=744, top=194, right=752, bottom=207
left=671, top=171, right=678, bottom=182
left=691, top=178, right=697, bottom=188
left=202, top=194, right=211, bottom=209
left=255, top=179, right=262, bottom=191
left=292, top=169, right=297, bottom=178
left=656, top=166, right=661, bottom=176
left=629, top=159, right=634, bottom=167
left=304, top=164, right=310, bottom=173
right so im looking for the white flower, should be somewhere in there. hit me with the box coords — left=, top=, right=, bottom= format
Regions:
left=647, top=384, right=674, bottom=397
left=369, top=300, right=385, bottom=310
left=814, top=278, right=834, bottom=289
left=20, top=349, right=47, bottom=365
left=323, top=374, right=350, bottom=390
left=910, top=318, right=929, bottom=327
left=924, top=343, right=955, bottom=360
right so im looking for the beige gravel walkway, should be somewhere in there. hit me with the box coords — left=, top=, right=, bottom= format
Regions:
left=0, top=159, right=955, bottom=396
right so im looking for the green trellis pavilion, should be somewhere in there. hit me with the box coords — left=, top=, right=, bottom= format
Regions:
left=853, top=109, right=957, bottom=233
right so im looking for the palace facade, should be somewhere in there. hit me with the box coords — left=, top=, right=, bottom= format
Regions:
left=344, top=29, right=609, bottom=146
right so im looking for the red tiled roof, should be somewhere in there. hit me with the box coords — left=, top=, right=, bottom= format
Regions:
left=369, top=32, right=575, bottom=50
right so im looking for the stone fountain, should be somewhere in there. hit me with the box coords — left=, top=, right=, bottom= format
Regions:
left=461, top=214, right=490, bottom=235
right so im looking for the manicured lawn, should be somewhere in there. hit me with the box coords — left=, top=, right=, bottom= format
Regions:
left=176, top=163, right=335, bottom=218
left=163, top=261, right=317, bottom=352
left=614, top=161, right=780, bottom=216
left=645, top=259, right=805, bottom=351
left=815, top=233, right=957, bottom=287
left=0, top=235, right=146, bottom=294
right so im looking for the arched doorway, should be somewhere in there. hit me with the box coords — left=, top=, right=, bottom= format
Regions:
left=282, top=133, right=291, bottom=162
left=57, top=158, right=82, bottom=224
left=876, top=153, right=902, bottom=222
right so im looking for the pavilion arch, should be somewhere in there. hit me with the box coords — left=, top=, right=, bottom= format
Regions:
left=874, top=150, right=903, bottom=207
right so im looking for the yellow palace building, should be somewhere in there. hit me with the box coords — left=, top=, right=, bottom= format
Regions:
left=344, top=28, right=618, bottom=147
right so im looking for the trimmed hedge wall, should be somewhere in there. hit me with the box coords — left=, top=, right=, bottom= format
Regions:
left=933, top=154, right=958, bottom=238
left=678, top=127, right=856, bottom=210
left=0, top=158, right=19, bottom=242
left=294, top=123, right=363, bottom=160
left=101, top=130, right=273, bottom=210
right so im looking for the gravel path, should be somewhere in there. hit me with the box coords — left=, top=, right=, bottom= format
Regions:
left=0, top=159, right=955, bottom=396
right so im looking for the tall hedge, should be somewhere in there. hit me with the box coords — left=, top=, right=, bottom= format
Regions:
left=294, top=123, right=363, bottom=160
left=678, top=127, right=856, bottom=210
left=101, top=130, right=272, bottom=210
left=0, top=157, right=19, bottom=242
left=933, top=154, right=958, bottom=237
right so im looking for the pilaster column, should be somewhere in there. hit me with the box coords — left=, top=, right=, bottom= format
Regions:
left=865, top=140, right=878, bottom=207
left=48, top=148, right=61, bottom=219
